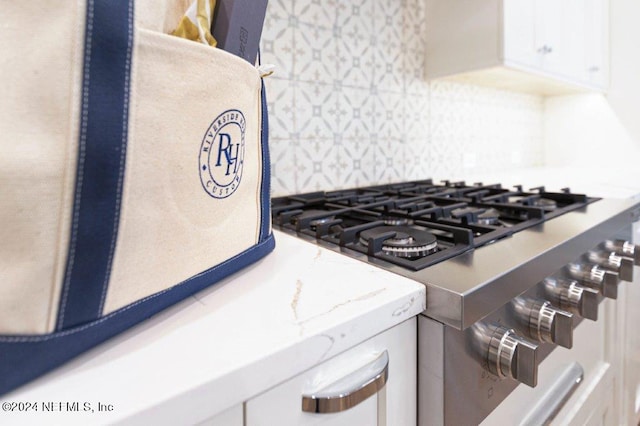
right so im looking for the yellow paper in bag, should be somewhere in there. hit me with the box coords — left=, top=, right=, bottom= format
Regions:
left=171, top=0, right=217, bottom=46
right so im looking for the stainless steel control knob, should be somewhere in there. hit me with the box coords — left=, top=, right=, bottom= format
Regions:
left=567, top=263, right=620, bottom=299
left=487, top=325, right=538, bottom=387
left=587, top=250, right=634, bottom=282
left=512, top=297, right=573, bottom=348
left=544, top=277, right=599, bottom=321
left=604, top=239, right=640, bottom=266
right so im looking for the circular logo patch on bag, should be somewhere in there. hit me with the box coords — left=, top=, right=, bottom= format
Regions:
left=199, top=110, right=246, bottom=199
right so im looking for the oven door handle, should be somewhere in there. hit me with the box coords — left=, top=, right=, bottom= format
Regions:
left=301, top=350, right=389, bottom=414
left=520, top=362, right=585, bottom=426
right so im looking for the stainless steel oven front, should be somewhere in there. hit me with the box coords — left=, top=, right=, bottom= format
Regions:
left=417, top=201, right=639, bottom=425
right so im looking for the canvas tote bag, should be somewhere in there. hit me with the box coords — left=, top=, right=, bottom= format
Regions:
left=0, top=0, right=275, bottom=395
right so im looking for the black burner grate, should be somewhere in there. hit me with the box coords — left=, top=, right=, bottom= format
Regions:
left=271, top=179, right=600, bottom=270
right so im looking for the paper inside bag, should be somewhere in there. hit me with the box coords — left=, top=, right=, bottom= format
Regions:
left=171, top=0, right=217, bottom=46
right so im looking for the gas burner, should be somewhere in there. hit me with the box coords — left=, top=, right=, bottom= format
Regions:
left=477, top=208, right=501, bottom=226
left=309, top=216, right=335, bottom=229
left=533, top=198, right=558, bottom=210
left=508, top=196, right=527, bottom=204
left=359, top=226, right=438, bottom=258
left=291, top=210, right=335, bottom=229
left=380, top=215, right=414, bottom=226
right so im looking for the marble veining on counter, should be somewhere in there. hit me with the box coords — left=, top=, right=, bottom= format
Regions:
left=3, top=231, right=425, bottom=425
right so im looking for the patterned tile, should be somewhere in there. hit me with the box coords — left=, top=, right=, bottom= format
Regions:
left=339, top=141, right=375, bottom=187
left=372, top=138, right=404, bottom=183
left=402, top=0, right=428, bottom=95
left=261, top=15, right=295, bottom=79
left=371, top=91, right=405, bottom=140
left=334, top=0, right=375, bottom=89
left=292, top=24, right=338, bottom=85
left=269, top=138, right=297, bottom=196
left=263, top=77, right=295, bottom=141
left=338, top=86, right=374, bottom=140
left=404, top=137, right=430, bottom=180
left=260, top=0, right=544, bottom=195
left=265, top=0, right=294, bottom=21
left=371, top=0, right=404, bottom=93
left=295, top=138, right=339, bottom=191
left=405, top=92, right=429, bottom=140
left=295, top=0, right=337, bottom=30
left=295, top=80, right=340, bottom=139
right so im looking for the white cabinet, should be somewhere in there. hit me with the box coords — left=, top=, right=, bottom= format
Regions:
left=425, top=0, right=609, bottom=94
left=196, top=404, right=243, bottom=426
left=617, top=222, right=640, bottom=425
left=584, top=0, right=609, bottom=87
left=245, top=318, right=416, bottom=426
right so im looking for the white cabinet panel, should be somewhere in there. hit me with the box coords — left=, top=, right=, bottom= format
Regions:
left=535, top=0, right=568, bottom=76
left=196, top=404, right=243, bottom=426
left=503, top=0, right=538, bottom=67
left=246, top=318, right=416, bottom=426
left=249, top=384, right=378, bottom=426
left=584, top=0, right=609, bottom=87
left=619, top=222, right=640, bottom=425
left=559, top=0, right=588, bottom=81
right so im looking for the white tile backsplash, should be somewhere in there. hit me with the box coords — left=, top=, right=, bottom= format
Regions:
left=261, top=0, right=544, bottom=196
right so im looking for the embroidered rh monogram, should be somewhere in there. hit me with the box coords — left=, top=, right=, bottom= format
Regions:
left=199, top=110, right=246, bottom=199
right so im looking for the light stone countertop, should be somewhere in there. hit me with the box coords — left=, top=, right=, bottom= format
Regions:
left=3, top=231, right=425, bottom=425
left=452, top=166, right=640, bottom=200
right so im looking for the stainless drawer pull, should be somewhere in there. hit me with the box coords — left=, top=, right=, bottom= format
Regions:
left=520, top=362, right=584, bottom=426
left=301, top=350, right=389, bottom=414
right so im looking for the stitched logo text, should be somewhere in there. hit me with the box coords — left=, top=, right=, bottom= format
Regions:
left=199, top=110, right=246, bottom=199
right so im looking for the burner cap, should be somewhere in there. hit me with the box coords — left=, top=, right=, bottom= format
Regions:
left=533, top=198, right=558, bottom=210
left=380, top=215, right=414, bottom=226
left=477, top=208, right=501, bottom=226
left=359, top=226, right=438, bottom=258
left=292, top=210, right=335, bottom=229
left=310, top=216, right=335, bottom=228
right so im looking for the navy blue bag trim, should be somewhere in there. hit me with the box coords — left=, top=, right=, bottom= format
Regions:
left=56, top=0, right=135, bottom=330
left=258, top=80, right=271, bottom=242
left=0, top=235, right=275, bottom=396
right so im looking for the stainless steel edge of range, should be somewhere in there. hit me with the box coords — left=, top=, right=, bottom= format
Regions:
left=418, top=206, right=640, bottom=425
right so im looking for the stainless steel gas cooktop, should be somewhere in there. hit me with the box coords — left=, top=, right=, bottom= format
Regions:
left=272, top=179, right=599, bottom=271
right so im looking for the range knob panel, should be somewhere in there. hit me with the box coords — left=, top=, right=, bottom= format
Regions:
left=486, top=325, right=538, bottom=387
left=604, top=239, right=640, bottom=266
left=466, top=238, right=632, bottom=395
left=587, top=250, right=634, bottom=282
left=567, top=263, right=620, bottom=299
left=544, top=278, right=599, bottom=321
left=512, top=297, right=573, bottom=348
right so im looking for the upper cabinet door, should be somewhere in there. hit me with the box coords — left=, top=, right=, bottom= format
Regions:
left=584, top=0, right=609, bottom=88
left=503, top=0, right=539, bottom=68
left=557, top=0, right=588, bottom=81
left=534, top=0, right=577, bottom=78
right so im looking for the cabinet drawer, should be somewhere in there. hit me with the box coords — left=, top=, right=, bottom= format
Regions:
left=245, top=318, right=416, bottom=426
left=197, top=404, right=243, bottom=426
